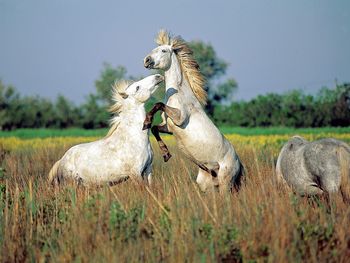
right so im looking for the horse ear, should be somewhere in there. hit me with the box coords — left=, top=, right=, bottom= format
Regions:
left=171, top=36, right=185, bottom=53
left=114, top=80, right=130, bottom=99
left=119, top=92, right=128, bottom=99
left=172, top=45, right=182, bottom=53
left=156, top=29, right=170, bottom=45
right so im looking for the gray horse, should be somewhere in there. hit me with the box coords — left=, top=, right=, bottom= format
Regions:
left=276, top=136, right=350, bottom=198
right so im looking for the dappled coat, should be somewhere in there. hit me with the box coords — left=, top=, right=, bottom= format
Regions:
left=276, top=136, right=350, bottom=196
left=48, top=75, right=163, bottom=185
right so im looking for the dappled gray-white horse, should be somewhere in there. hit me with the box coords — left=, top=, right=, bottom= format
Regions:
left=142, top=30, right=243, bottom=192
left=276, top=136, right=350, bottom=198
left=48, top=74, right=164, bottom=185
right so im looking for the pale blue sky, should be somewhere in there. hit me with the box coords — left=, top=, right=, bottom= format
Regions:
left=0, top=0, right=349, bottom=103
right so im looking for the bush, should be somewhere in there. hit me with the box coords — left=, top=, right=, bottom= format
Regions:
left=214, top=83, right=350, bottom=128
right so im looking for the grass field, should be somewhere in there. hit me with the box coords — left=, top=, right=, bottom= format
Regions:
left=1, top=126, right=350, bottom=138
left=0, top=128, right=349, bottom=262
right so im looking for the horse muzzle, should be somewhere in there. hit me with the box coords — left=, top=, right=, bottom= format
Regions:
left=144, top=56, right=155, bottom=69
left=155, top=74, right=164, bottom=85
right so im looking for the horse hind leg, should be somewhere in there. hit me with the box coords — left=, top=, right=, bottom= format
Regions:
left=340, top=174, right=350, bottom=204
left=303, top=183, right=324, bottom=196
left=339, top=147, right=350, bottom=203
left=316, top=148, right=348, bottom=199
left=196, top=168, right=215, bottom=192
left=217, top=154, right=242, bottom=193
left=48, top=160, right=63, bottom=186
left=142, top=164, right=153, bottom=186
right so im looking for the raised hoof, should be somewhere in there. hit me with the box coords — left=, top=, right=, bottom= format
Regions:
left=163, top=152, right=172, bottom=162
left=142, top=122, right=152, bottom=130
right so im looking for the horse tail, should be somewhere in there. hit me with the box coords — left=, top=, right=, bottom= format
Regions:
left=338, top=145, right=350, bottom=203
left=275, top=150, right=284, bottom=183
left=48, top=160, right=61, bottom=185
left=232, top=158, right=245, bottom=191
left=339, top=141, right=350, bottom=154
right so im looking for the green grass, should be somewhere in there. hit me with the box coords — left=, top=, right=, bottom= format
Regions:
left=0, top=126, right=349, bottom=139
left=0, top=128, right=108, bottom=139
left=219, top=126, right=350, bottom=135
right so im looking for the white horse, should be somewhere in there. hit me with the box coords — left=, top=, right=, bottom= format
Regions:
left=276, top=136, right=350, bottom=199
left=143, top=30, right=243, bottom=192
left=48, top=74, right=164, bottom=185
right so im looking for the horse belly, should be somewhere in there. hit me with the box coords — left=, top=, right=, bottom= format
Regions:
left=169, top=117, right=226, bottom=163
left=60, top=141, right=151, bottom=185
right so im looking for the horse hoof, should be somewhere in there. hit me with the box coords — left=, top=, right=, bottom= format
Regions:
left=142, top=123, right=151, bottom=130
left=163, top=153, right=172, bottom=162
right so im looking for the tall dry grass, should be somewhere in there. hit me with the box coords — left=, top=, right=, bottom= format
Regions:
left=0, top=139, right=349, bottom=262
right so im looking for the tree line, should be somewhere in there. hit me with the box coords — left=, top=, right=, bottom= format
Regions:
left=1, top=40, right=349, bottom=130
left=213, top=83, right=350, bottom=127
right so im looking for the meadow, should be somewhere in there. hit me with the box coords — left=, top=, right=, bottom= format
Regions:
left=0, top=126, right=350, bottom=139
left=0, top=128, right=349, bottom=262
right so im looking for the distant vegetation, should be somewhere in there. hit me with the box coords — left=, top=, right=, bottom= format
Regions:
left=1, top=39, right=349, bottom=130
left=214, top=83, right=350, bottom=128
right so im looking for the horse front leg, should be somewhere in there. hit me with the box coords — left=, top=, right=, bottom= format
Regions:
left=142, top=102, right=182, bottom=130
left=143, top=102, right=183, bottom=162
left=151, top=124, right=173, bottom=162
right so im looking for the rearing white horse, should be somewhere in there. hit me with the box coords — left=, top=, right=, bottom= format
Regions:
left=48, top=74, right=164, bottom=185
left=143, top=30, right=243, bottom=192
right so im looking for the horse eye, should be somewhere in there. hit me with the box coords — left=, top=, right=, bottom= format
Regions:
left=136, top=86, right=140, bottom=92
left=161, top=49, right=167, bottom=53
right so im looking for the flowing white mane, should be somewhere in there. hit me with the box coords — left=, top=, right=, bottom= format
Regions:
left=156, top=30, right=207, bottom=106
left=106, top=80, right=133, bottom=137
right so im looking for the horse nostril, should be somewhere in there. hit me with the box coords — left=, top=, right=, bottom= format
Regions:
left=156, top=74, right=164, bottom=82
left=144, top=56, right=154, bottom=69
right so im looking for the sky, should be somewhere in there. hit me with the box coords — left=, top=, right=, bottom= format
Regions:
left=0, top=0, right=349, bottom=104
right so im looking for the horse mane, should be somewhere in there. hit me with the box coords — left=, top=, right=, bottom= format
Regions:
left=105, top=80, right=133, bottom=138
left=156, top=29, right=171, bottom=45
left=156, top=30, right=207, bottom=106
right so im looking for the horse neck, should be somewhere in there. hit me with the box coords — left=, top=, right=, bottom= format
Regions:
left=108, top=103, right=147, bottom=138
left=165, top=53, right=197, bottom=100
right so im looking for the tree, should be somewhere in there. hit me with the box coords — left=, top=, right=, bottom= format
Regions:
left=80, top=94, right=109, bottom=129
left=329, top=83, right=350, bottom=126
left=95, top=63, right=128, bottom=104
left=1, top=81, right=60, bottom=129
left=92, top=63, right=145, bottom=128
left=16, top=96, right=56, bottom=128
left=0, top=81, right=21, bottom=130
left=55, top=95, right=81, bottom=128
left=189, top=41, right=227, bottom=80
left=214, top=79, right=238, bottom=105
